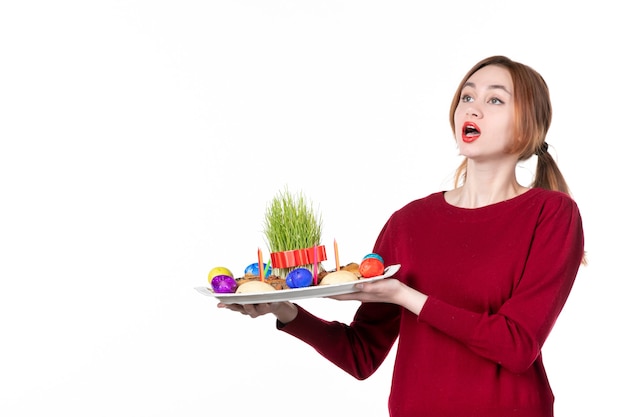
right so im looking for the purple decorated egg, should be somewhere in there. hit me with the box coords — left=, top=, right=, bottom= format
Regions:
left=286, top=268, right=313, bottom=289
left=211, top=275, right=238, bottom=293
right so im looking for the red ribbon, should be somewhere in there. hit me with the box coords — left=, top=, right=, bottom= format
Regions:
left=270, top=245, right=327, bottom=269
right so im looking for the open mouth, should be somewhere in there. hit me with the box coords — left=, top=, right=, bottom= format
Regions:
left=462, top=122, right=481, bottom=143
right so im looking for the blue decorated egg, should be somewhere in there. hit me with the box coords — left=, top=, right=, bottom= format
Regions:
left=244, top=262, right=272, bottom=277
left=286, top=268, right=313, bottom=288
left=363, top=253, right=384, bottom=264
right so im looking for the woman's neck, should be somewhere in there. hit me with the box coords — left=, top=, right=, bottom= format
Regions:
left=446, top=159, right=528, bottom=208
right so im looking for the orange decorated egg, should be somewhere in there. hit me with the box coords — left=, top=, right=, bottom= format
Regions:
left=359, top=257, right=385, bottom=278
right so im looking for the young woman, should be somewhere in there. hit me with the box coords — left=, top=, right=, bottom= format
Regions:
left=219, top=55, right=585, bottom=417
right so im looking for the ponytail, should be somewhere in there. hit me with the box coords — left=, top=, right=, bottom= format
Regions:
left=532, top=143, right=571, bottom=196
left=533, top=143, right=587, bottom=265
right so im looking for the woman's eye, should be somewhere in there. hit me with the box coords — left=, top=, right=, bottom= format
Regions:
left=461, top=95, right=473, bottom=103
left=488, top=97, right=504, bottom=104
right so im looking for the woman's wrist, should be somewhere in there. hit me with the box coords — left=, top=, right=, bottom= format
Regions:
left=274, top=302, right=298, bottom=324
left=397, top=283, right=428, bottom=316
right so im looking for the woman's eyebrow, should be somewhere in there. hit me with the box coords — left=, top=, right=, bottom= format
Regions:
left=463, top=81, right=512, bottom=95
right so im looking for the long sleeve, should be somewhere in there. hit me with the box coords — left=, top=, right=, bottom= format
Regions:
left=278, top=300, right=401, bottom=380
left=417, top=193, right=584, bottom=372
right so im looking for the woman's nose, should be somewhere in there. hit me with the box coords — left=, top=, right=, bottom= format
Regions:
left=466, top=106, right=481, bottom=118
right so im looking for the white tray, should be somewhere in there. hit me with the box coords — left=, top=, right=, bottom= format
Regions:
left=195, top=264, right=400, bottom=304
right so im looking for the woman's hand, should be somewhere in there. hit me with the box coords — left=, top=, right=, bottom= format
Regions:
left=217, top=301, right=298, bottom=323
left=331, top=278, right=428, bottom=316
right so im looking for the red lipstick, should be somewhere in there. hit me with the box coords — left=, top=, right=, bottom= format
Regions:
left=462, top=122, right=481, bottom=143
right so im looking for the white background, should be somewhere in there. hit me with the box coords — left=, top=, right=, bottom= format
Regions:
left=1, top=1, right=624, bottom=416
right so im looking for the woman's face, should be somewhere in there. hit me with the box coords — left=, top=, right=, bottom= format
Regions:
left=453, top=64, right=515, bottom=161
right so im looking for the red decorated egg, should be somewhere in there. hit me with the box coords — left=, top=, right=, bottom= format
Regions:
left=359, top=257, right=385, bottom=278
